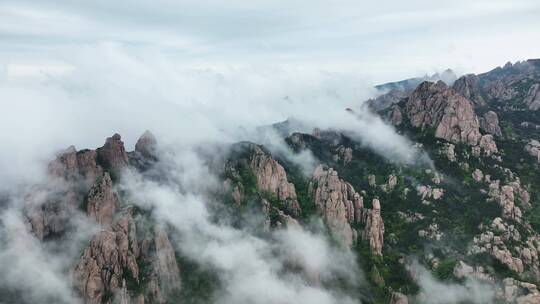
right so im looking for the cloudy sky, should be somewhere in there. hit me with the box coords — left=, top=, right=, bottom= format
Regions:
left=0, top=0, right=539, bottom=187
left=1, top=0, right=540, bottom=82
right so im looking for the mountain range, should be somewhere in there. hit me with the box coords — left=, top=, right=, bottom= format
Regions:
left=2, top=59, right=540, bottom=304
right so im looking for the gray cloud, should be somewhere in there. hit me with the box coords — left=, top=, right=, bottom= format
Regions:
left=1, top=1, right=539, bottom=81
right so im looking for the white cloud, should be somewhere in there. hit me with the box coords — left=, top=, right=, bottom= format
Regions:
left=118, top=151, right=361, bottom=304
left=407, top=260, right=495, bottom=304
left=0, top=43, right=427, bottom=190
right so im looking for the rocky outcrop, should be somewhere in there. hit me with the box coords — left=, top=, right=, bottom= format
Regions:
left=453, top=261, right=494, bottom=282
left=488, top=180, right=523, bottom=221
left=261, top=199, right=300, bottom=230
left=452, top=74, right=486, bottom=106
left=311, top=165, right=384, bottom=255
left=152, top=225, right=181, bottom=294
left=390, top=291, right=409, bottom=304
left=478, top=135, right=498, bottom=157
left=525, top=83, right=540, bottom=110
left=311, top=165, right=356, bottom=246
left=248, top=145, right=301, bottom=217
left=74, top=209, right=181, bottom=304
left=472, top=169, right=484, bottom=182
left=525, top=140, right=540, bottom=163
left=362, top=199, right=385, bottom=256
left=390, top=106, right=403, bottom=126
left=86, top=172, right=119, bottom=226
left=134, top=130, right=158, bottom=160
left=471, top=217, right=540, bottom=280
left=479, top=111, right=502, bottom=137
left=416, top=185, right=444, bottom=201
left=74, top=210, right=140, bottom=304
left=97, top=133, right=129, bottom=170
left=404, top=81, right=482, bottom=145
left=333, top=145, right=353, bottom=164
left=501, top=278, right=540, bottom=304
left=49, top=146, right=103, bottom=181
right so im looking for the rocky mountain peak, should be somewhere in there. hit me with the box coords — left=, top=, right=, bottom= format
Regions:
left=404, top=80, right=482, bottom=146
left=248, top=144, right=302, bottom=217
left=311, top=165, right=384, bottom=255
left=135, top=130, right=158, bottom=159
left=97, top=133, right=129, bottom=169
left=452, top=74, right=486, bottom=106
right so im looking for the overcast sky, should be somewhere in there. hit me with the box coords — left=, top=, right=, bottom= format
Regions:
left=1, top=0, right=540, bottom=82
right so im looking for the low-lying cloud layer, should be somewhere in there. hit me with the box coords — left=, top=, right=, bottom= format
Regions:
left=0, top=43, right=427, bottom=190
left=120, top=152, right=362, bottom=303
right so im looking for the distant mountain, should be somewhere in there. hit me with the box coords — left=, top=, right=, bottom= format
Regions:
left=367, top=69, right=458, bottom=111
left=375, top=68, right=458, bottom=92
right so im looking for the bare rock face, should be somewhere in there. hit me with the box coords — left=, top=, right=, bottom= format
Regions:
left=525, top=83, right=540, bottom=110
left=479, top=111, right=502, bottom=137
left=135, top=130, right=158, bottom=160
left=390, top=106, right=403, bottom=126
left=74, top=210, right=181, bottom=304
left=87, top=172, right=119, bottom=226
left=152, top=226, right=181, bottom=294
left=311, top=165, right=356, bottom=247
left=525, top=140, right=540, bottom=163
left=479, top=135, right=498, bottom=156
left=405, top=81, right=482, bottom=145
left=502, top=278, right=540, bottom=304
left=452, top=74, right=486, bottom=106
left=97, top=133, right=129, bottom=170
left=509, top=181, right=531, bottom=209
left=49, top=146, right=103, bottom=181
left=311, top=165, right=384, bottom=255
left=74, top=210, right=140, bottom=304
left=387, top=174, right=398, bottom=190
left=249, top=145, right=301, bottom=217
left=362, top=199, right=385, bottom=256
left=499, top=185, right=523, bottom=221
left=333, top=145, right=353, bottom=164
left=471, top=217, right=540, bottom=279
